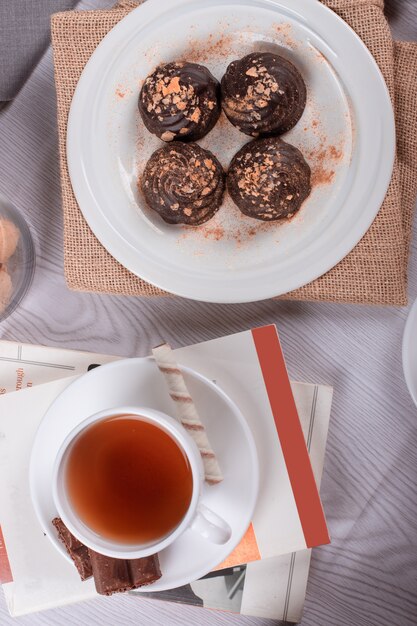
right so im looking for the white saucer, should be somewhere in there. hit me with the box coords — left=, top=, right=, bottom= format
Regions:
left=29, top=358, right=259, bottom=591
left=403, top=297, right=417, bottom=408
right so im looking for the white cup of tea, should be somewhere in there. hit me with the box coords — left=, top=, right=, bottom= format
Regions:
left=52, top=406, right=231, bottom=559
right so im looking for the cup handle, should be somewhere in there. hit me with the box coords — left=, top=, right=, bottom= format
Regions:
left=190, top=503, right=232, bottom=545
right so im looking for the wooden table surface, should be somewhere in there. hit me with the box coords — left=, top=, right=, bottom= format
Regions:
left=1, top=2, right=417, bottom=625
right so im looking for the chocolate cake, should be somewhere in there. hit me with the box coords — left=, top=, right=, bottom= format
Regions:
left=141, top=142, right=225, bottom=225
left=139, top=61, right=220, bottom=142
left=227, top=137, right=311, bottom=220
left=221, top=52, right=307, bottom=137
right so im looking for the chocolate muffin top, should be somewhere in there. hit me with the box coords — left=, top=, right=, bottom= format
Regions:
left=141, top=142, right=225, bottom=226
left=139, top=62, right=221, bottom=142
left=227, top=137, right=311, bottom=220
left=221, top=52, right=307, bottom=137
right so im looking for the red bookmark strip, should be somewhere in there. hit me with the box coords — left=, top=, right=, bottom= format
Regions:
left=252, top=325, right=330, bottom=549
left=0, top=525, right=13, bottom=583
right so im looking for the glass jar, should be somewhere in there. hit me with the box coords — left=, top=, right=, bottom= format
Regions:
left=0, top=195, right=35, bottom=322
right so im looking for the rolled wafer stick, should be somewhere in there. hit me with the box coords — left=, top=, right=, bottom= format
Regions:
left=152, top=343, right=223, bottom=485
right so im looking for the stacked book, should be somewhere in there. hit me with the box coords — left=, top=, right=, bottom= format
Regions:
left=0, top=325, right=333, bottom=621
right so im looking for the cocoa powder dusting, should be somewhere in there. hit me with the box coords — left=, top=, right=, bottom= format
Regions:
left=329, top=145, right=343, bottom=160
left=182, top=33, right=234, bottom=64
left=307, top=141, right=344, bottom=187
left=178, top=206, right=282, bottom=249
left=272, top=23, right=297, bottom=49
left=115, top=85, right=132, bottom=99
left=201, top=225, right=225, bottom=241
left=312, top=167, right=335, bottom=186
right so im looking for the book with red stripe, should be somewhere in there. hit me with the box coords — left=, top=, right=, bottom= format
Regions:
left=176, top=325, right=330, bottom=562
left=252, top=325, right=329, bottom=550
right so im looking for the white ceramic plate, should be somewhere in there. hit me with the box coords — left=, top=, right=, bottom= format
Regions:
left=67, top=0, right=395, bottom=303
left=403, top=297, right=417, bottom=408
left=29, top=358, right=259, bottom=591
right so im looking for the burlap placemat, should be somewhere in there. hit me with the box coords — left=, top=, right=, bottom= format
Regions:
left=51, top=0, right=417, bottom=304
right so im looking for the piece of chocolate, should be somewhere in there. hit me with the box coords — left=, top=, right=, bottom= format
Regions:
left=221, top=52, right=307, bottom=137
left=141, top=142, right=225, bottom=225
left=52, top=517, right=92, bottom=581
left=139, top=61, right=221, bottom=142
left=88, top=550, right=162, bottom=596
left=52, top=518, right=162, bottom=594
left=227, top=137, right=311, bottom=220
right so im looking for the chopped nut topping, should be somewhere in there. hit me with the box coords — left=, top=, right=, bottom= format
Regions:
left=161, top=131, right=176, bottom=141
left=189, top=107, right=201, bottom=123
left=162, top=76, right=181, bottom=96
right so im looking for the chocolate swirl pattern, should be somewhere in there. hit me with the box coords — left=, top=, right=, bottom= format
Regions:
left=141, top=143, right=225, bottom=226
left=221, top=52, right=307, bottom=137
left=139, top=62, right=221, bottom=142
left=227, top=137, right=311, bottom=220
